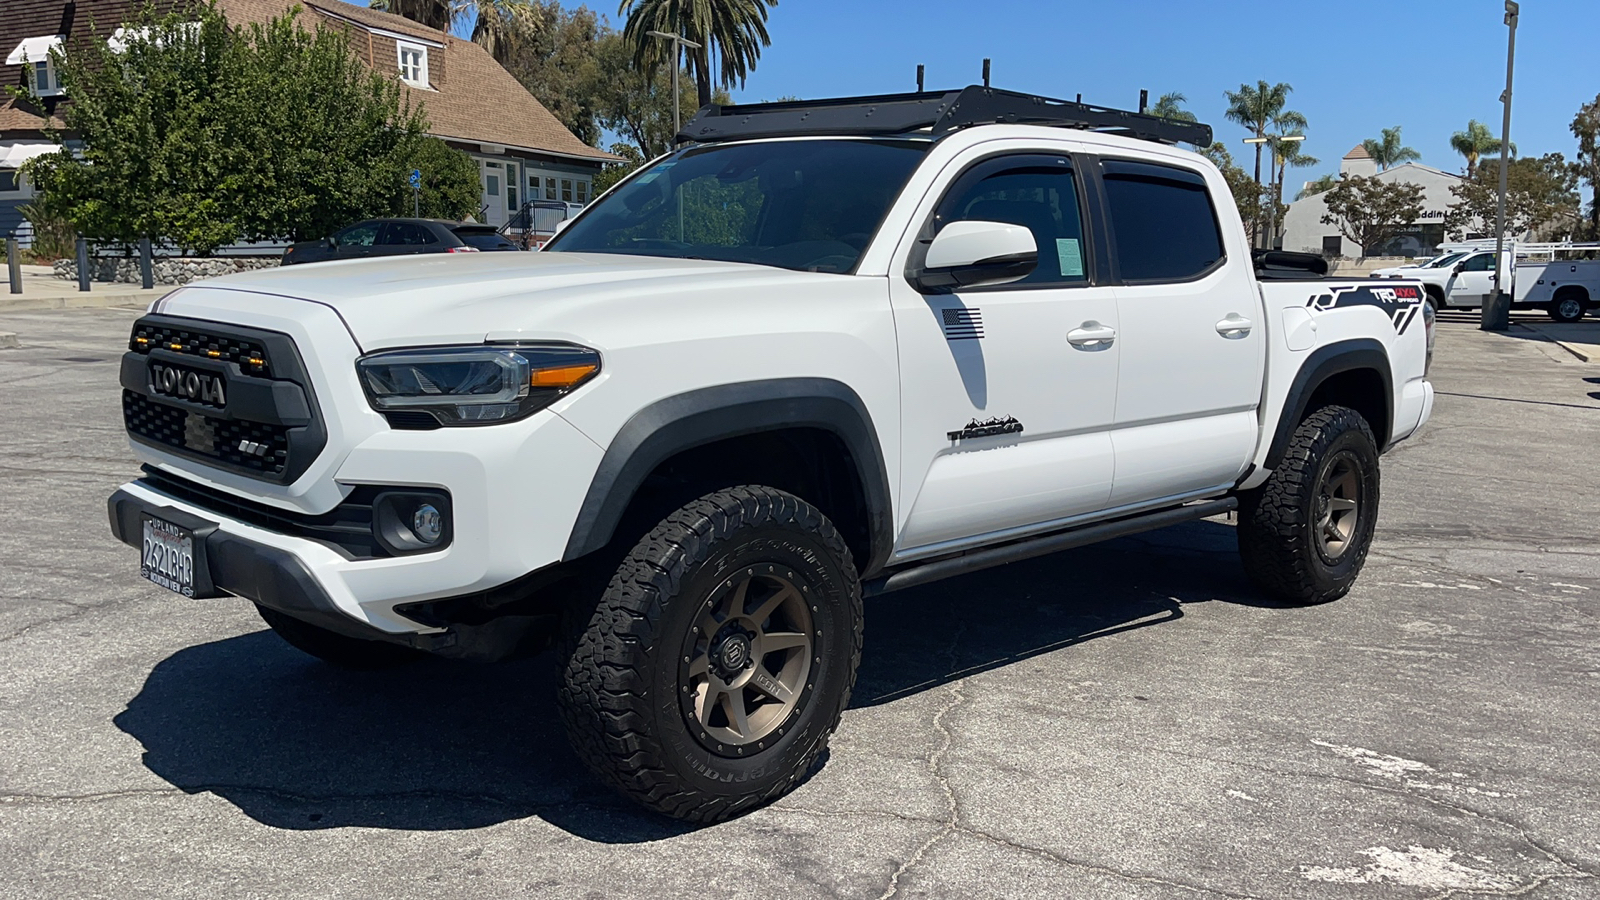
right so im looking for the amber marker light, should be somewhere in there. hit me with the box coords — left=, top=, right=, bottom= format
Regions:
left=531, top=363, right=599, bottom=388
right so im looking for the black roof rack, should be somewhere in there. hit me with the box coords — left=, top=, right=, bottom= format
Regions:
left=676, top=85, right=1213, bottom=148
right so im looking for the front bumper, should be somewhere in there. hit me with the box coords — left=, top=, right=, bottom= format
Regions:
left=108, top=488, right=402, bottom=643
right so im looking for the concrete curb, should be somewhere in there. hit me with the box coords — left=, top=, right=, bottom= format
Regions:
left=1517, top=321, right=1600, bottom=363
left=0, top=292, right=158, bottom=313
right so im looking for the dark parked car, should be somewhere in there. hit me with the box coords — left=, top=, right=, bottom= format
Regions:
left=281, top=219, right=519, bottom=265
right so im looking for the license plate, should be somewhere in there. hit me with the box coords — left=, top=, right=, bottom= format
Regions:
left=141, top=515, right=197, bottom=597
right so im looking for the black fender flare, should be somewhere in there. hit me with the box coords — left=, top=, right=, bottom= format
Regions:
left=1265, top=339, right=1394, bottom=468
left=562, top=378, right=895, bottom=577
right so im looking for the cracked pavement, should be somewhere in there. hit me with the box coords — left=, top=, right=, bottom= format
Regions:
left=1, top=307, right=1598, bottom=899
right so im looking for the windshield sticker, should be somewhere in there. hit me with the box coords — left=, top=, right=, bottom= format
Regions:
left=1056, top=239, right=1084, bottom=278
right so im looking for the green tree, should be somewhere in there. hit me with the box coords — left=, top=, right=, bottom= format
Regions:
left=368, top=0, right=451, bottom=34
left=1445, top=153, right=1582, bottom=240
left=1362, top=126, right=1421, bottom=171
left=591, top=29, right=725, bottom=161
left=1450, top=119, right=1514, bottom=179
left=1320, top=175, right=1425, bottom=257
left=23, top=3, right=478, bottom=252
left=592, top=142, right=645, bottom=194
left=618, top=0, right=777, bottom=110
left=501, top=2, right=604, bottom=145
left=1199, top=141, right=1261, bottom=228
left=1571, top=94, right=1600, bottom=237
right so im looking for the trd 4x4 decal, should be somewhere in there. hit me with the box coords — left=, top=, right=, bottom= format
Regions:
left=1307, top=284, right=1424, bottom=335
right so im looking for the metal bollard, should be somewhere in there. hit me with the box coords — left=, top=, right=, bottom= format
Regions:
left=75, top=237, right=90, bottom=292
left=139, top=237, right=153, bottom=289
left=6, top=238, right=20, bottom=295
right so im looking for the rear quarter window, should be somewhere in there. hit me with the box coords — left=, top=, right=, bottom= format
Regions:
left=1101, top=159, right=1224, bottom=283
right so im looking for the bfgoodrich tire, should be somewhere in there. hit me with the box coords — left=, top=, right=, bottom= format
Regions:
left=255, top=604, right=423, bottom=669
left=557, top=486, right=863, bottom=823
left=1238, top=406, right=1380, bottom=605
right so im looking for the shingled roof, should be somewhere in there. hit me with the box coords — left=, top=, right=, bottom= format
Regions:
left=2, top=0, right=614, bottom=164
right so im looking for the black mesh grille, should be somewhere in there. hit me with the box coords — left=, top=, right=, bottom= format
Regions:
left=123, top=390, right=291, bottom=476
left=130, top=323, right=270, bottom=377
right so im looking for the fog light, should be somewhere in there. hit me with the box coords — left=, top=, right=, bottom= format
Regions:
left=412, top=503, right=443, bottom=544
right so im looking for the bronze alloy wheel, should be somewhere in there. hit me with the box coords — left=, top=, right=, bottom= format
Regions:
left=1315, top=452, right=1362, bottom=561
left=680, top=567, right=815, bottom=755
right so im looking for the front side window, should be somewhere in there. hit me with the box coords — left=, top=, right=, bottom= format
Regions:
left=336, top=222, right=380, bottom=246
left=546, top=138, right=930, bottom=274
left=932, top=156, right=1087, bottom=286
left=1461, top=253, right=1496, bottom=272
left=1102, top=159, right=1224, bottom=282
left=397, top=43, right=428, bottom=87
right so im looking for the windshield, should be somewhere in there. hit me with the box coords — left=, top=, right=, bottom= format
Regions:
left=544, top=139, right=930, bottom=273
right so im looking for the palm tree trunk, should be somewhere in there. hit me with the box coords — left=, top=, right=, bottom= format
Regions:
left=693, top=46, right=712, bottom=110
left=1251, top=129, right=1264, bottom=247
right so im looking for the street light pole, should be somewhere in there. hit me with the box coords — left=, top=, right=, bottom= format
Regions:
left=1245, top=134, right=1302, bottom=250
left=646, top=30, right=702, bottom=142
left=1483, top=1, right=1518, bottom=332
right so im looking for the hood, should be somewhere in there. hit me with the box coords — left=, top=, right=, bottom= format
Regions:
left=181, top=252, right=836, bottom=349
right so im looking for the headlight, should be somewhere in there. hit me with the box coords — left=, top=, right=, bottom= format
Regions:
left=356, top=343, right=600, bottom=426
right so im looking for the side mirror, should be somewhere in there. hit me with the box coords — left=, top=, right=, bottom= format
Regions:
left=909, top=220, right=1038, bottom=293
left=1453, top=263, right=1466, bottom=274
left=322, top=237, right=337, bottom=249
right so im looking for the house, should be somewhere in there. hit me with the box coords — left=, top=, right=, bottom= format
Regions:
left=1280, top=145, right=1471, bottom=259
left=1, top=0, right=614, bottom=242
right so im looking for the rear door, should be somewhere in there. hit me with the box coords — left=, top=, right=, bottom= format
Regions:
left=331, top=221, right=381, bottom=260
left=892, top=149, right=1121, bottom=555
left=374, top=221, right=441, bottom=257
left=1092, top=156, right=1264, bottom=507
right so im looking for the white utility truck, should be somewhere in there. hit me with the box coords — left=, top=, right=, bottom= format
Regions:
left=1374, top=242, right=1600, bottom=321
left=109, top=87, right=1434, bottom=821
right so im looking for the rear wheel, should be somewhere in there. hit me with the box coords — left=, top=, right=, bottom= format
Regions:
left=1549, top=289, right=1588, bottom=323
left=255, top=605, right=423, bottom=669
left=558, top=486, right=862, bottom=822
left=1237, top=406, right=1380, bottom=605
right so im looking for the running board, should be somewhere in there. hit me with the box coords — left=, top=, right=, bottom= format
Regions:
left=862, top=497, right=1239, bottom=597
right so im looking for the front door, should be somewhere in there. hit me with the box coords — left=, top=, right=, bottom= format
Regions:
left=1094, top=157, right=1264, bottom=507
left=893, top=150, right=1120, bottom=557
left=480, top=162, right=506, bottom=227
left=1447, top=251, right=1497, bottom=307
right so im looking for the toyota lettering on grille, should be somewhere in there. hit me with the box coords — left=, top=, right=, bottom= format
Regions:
left=149, top=363, right=227, bottom=408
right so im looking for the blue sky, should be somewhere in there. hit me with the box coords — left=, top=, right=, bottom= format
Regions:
left=379, top=0, right=1599, bottom=189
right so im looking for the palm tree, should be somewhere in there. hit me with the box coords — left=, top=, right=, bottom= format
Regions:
left=1362, top=126, right=1421, bottom=171
left=618, top=0, right=778, bottom=111
left=1149, top=92, right=1196, bottom=122
left=1296, top=173, right=1339, bottom=200
left=1223, top=81, right=1292, bottom=192
left=368, top=0, right=451, bottom=32
left=1265, top=111, right=1317, bottom=247
left=1450, top=119, right=1515, bottom=178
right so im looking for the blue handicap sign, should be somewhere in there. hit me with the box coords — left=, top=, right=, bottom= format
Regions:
left=409, top=169, right=421, bottom=188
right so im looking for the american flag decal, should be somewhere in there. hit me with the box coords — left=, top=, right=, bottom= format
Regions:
left=941, top=307, right=984, bottom=340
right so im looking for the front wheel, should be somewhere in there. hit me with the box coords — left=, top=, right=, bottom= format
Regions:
left=557, top=486, right=863, bottom=822
left=1237, top=406, right=1381, bottom=605
left=1549, top=292, right=1587, bottom=323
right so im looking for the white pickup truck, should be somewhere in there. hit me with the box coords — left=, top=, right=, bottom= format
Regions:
left=1374, top=246, right=1600, bottom=322
left=108, top=87, right=1434, bottom=822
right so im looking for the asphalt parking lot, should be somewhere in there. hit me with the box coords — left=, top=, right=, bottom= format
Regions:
left=1, top=307, right=1597, bottom=899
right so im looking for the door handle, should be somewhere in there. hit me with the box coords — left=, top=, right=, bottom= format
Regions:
left=1067, top=321, right=1116, bottom=350
left=1215, top=314, right=1253, bottom=339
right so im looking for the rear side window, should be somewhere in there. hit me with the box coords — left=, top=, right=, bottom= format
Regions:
left=459, top=232, right=516, bottom=250
left=383, top=223, right=437, bottom=246
left=1102, top=159, right=1223, bottom=282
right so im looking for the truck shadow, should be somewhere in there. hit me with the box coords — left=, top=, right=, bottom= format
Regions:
left=113, top=519, right=1264, bottom=840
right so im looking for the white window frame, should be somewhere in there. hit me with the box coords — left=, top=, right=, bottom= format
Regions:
left=6, top=36, right=65, bottom=97
left=32, top=58, right=63, bottom=97
left=397, top=41, right=429, bottom=88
